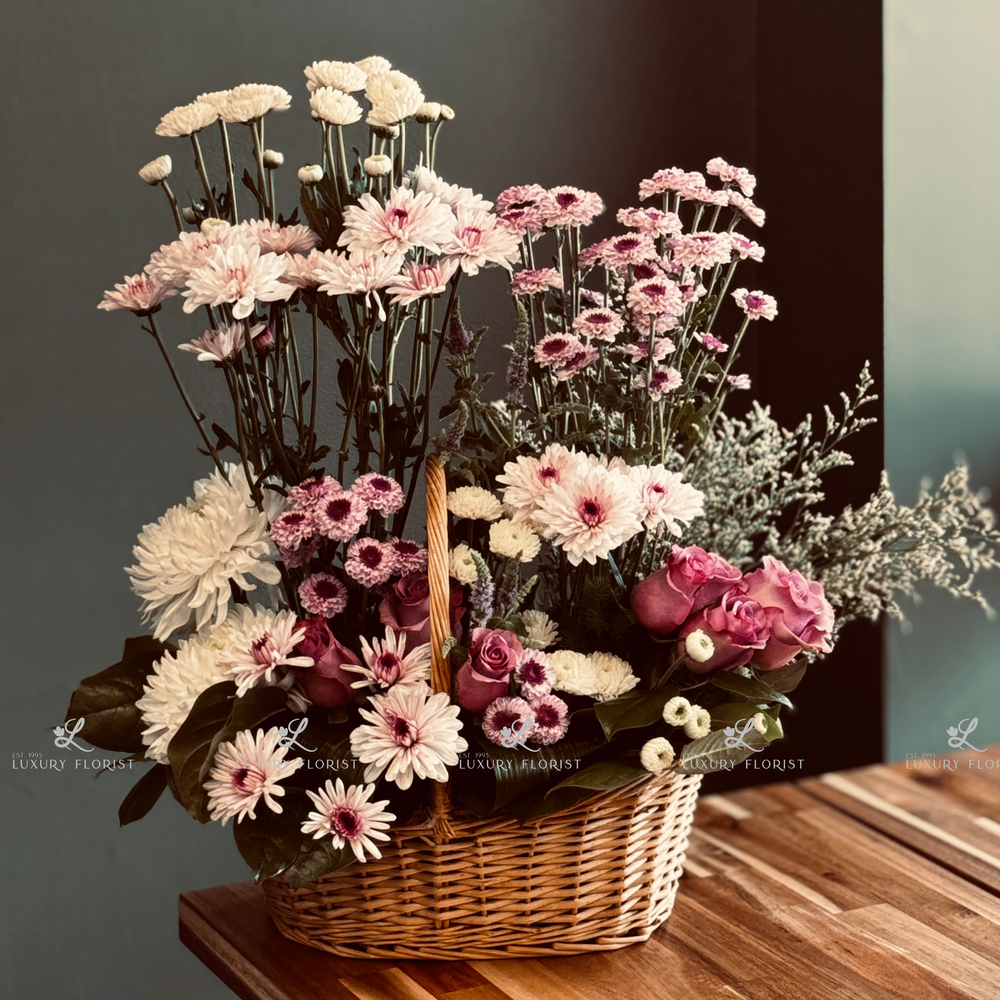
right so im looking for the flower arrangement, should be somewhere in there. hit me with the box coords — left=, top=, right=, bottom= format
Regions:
left=69, top=55, right=1000, bottom=890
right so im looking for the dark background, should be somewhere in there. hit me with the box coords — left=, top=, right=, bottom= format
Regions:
left=0, top=2, right=882, bottom=996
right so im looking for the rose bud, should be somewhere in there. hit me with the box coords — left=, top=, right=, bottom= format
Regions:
left=293, top=617, right=360, bottom=708
left=741, top=557, right=835, bottom=669
left=379, top=571, right=465, bottom=648
left=631, top=545, right=742, bottom=634
left=678, top=587, right=770, bottom=673
left=454, top=628, right=523, bottom=713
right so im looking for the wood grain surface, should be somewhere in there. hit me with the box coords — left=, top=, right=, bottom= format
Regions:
left=180, top=748, right=1000, bottom=1000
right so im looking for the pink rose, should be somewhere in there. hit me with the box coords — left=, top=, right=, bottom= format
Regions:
left=379, top=572, right=465, bottom=648
left=678, top=587, right=770, bottom=673
left=454, top=628, right=523, bottom=713
left=293, top=617, right=360, bottom=708
left=741, top=557, right=835, bottom=669
left=631, top=545, right=743, bottom=634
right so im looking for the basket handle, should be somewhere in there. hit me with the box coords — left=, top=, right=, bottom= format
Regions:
left=425, top=454, right=455, bottom=840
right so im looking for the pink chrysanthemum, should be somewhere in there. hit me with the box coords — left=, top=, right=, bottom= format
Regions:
left=631, top=261, right=664, bottom=283
left=288, top=475, right=341, bottom=511
left=510, top=267, right=562, bottom=297
left=578, top=238, right=611, bottom=270
left=573, top=307, right=624, bottom=342
left=707, top=372, right=752, bottom=390
left=679, top=184, right=729, bottom=206
left=443, top=207, right=522, bottom=275
left=178, top=322, right=255, bottom=363
left=389, top=538, right=428, bottom=575
left=633, top=365, right=683, bottom=402
left=706, top=157, right=756, bottom=197
left=534, top=333, right=585, bottom=369
left=732, top=288, right=778, bottom=321
left=627, top=277, right=684, bottom=319
left=182, top=244, right=293, bottom=320
left=351, top=472, right=405, bottom=515
left=622, top=336, right=676, bottom=362
left=280, top=250, right=326, bottom=290
left=696, top=332, right=729, bottom=353
left=495, top=184, right=548, bottom=214
left=301, top=778, right=395, bottom=863
left=730, top=234, right=765, bottom=262
left=527, top=693, right=569, bottom=745
left=269, top=509, right=317, bottom=550
left=145, top=226, right=246, bottom=289
left=298, top=572, right=348, bottom=616
left=497, top=206, right=546, bottom=239
left=351, top=628, right=431, bottom=691
left=339, top=188, right=456, bottom=256
left=220, top=608, right=314, bottom=697
left=540, top=186, right=604, bottom=228
left=315, top=490, right=369, bottom=542
left=345, top=538, right=397, bottom=587
left=639, top=168, right=703, bottom=200
left=498, top=443, right=582, bottom=524
left=601, top=232, right=658, bottom=269
left=313, top=249, right=405, bottom=321
left=629, top=465, right=705, bottom=535
left=515, top=649, right=555, bottom=700
left=244, top=219, right=320, bottom=255
left=98, top=273, right=177, bottom=315
left=278, top=537, right=319, bottom=571
left=482, top=696, right=534, bottom=747
left=679, top=280, right=707, bottom=306
left=553, top=345, right=599, bottom=382
left=616, top=207, right=683, bottom=237
left=670, top=232, right=732, bottom=269
left=729, top=191, right=766, bottom=227
left=385, top=258, right=460, bottom=306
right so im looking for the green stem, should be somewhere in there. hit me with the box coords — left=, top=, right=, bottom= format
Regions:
left=159, top=181, right=183, bottom=234
left=218, top=120, right=238, bottom=223
left=189, top=134, right=218, bottom=216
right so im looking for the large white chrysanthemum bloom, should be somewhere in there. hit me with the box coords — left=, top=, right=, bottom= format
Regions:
left=629, top=464, right=705, bottom=536
left=365, top=70, right=424, bottom=125
left=218, top=84, right=292, bottom=124
left=551, top=650, right=638, bottom=701
left=127, top=465, right=283, bottom=641
left=309, top=87, right=363, bottom=126
left=156, top=100, right=218, bottom=137
left=405, top=166, right=493, bottom=215
left=304, top=60, right=367, bottom=94
left=301, top=779, right=395, bottom=863
left=489, top=519, right=541, bottom=562
left=520, top=610, right=559, bottom=650
left=220, top=605, right=313, bottom=698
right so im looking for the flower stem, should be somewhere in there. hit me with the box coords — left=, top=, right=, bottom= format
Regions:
left=218, top=120, right=238, bottom=224
left=189, top=133, right=218, bottom=216
left=160, top=181, right=184, bottom=234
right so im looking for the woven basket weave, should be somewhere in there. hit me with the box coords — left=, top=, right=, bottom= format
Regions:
left=261, top=456, right=702, bottom=959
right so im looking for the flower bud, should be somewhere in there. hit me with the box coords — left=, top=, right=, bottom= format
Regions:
left=684, top=628, right=716, bottom=663
left=415, top=102, right=441, bottom=123
left=138, top=155, right=172, bottom=185
left=298, top=164, right=324, bottom=185
left=181, top=206, right=198, bottom=224
left=262, top=149, right=284, bottom=169
left=200, top=217, right=229, bottom=236
left=252, top=325, right=274, bottom=352
left=370, top=122, right=400, bottom=140
left=363, top=153, right=392, bottom=177
left=439, top=104, right=455, bottom=120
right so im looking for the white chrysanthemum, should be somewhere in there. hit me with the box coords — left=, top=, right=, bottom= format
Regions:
left=301, top=779, right=395, bottom=863
left=196, top=90, right=232, bottom=111
left=365, top=70, right=424, bottom=125
left=356, top=55, right=392, bottom=76
left=449, top=544, right=478, bottom=585
left=146, top=225, right=246, bottom=290
left=587, top=652, right=640, bottom=701
left=220, top=606, right=313, bottom=697
left=156, top=100, right=218, bottom=137
left=310, top=87, right=362, bottom=126
left=137, top=619, right=238, bottom=764
left=364, top=154, right=393, bottom=177
left=139, top=155, right=172, bottom=185
left=447, top=486, right=503, bottom=521
left=415, top=102, right=442, bottom=123
left=127, top=465, right=283, bottom=641
left=443, top=206, right=522, bottom=274
left=304, top=60, right=367, bottom=94
left=489, top=519, right=541, bottom=562
left=350, top=681, right=467, bottom=790
left=204, top=727, right=302, bottom=825
left=262, top=149, right=284, bottom=168
left=684, top=629, right=715, bottom=663
left=629, top=465, right=705, bottom=535
left=349, top=628, right=432, bottom=691
left=182, top=243, right=294, bottom=320
left=640, top=738, right=675, bottom=774
left=549, top=650, right=596, bottom=697
left=753, top=712, right=768, bottom=736
left=520, top=610, right=559, bottom=650
left=440, top=104, right=455, bottom=120
left=662, top=696, right=693, bottom=727
left=219, top=83, right=292, bottom=124
left=299, top=164, right=324, bottom=184
left=683, top=705, right=712, bottom=740
left=405, top=166, right=493, bottom=214
left=533, top=464, right=643, bottom=566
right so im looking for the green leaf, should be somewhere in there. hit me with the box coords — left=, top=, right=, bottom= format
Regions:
left=284, top=837, right=356, bottom=888
left=710, top=672, right=792, bottom=708
left=118, top=764, right=169, bottom=826
left=65, top=636, right=171, bottom=752
left=594, top=688, right=675, bottom=740
left=544, top=761, right=648, bottom=797
left=232, top=796, right=311, bottom=882
left=675, top=726, right=769, bottom=774
left=509, top=784, right=597, bottom=824
left=764, top=658, right=808, bottom=694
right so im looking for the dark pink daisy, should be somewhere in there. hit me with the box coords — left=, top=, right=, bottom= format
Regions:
left=344, top=538, right=397, bottom=587
left=528, top=694, right=569, bottom=745
left=351, top=472, right=405, bottom=516
left=298, top=572, right=349, bottom=616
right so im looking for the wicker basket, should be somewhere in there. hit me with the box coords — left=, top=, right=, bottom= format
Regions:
left=261, top=456, right=702, bottom=959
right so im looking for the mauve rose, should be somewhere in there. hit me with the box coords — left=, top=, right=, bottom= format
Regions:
left=379, top=572, right=464, bottom=648
left=293, top=617, right=360, bottom=708
left=631, top=545, right=743, bottom=634
left=741, top=557, right=835, bottom=669
left=454, top=628, right=523, bottom=713
left=678, top=587, right=770, bottom=673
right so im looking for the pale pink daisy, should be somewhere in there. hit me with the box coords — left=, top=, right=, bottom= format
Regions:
left=633, top=365, right=683, bottom=402
left=616, top=207, right=683, bottom=237
left=178, top=322, right=263, bottom=363
left=345, top=538, right=397, bottom=587
left=622, top=337, right=676, bottom=362
left=389, top=539, right=427, bottom=575
left=269, top=509, right=317, bottom=549
left=510, top=267, right=562, bottom=297
left=443, top=206, right=522, bottom=274
left=706, top=157, right=756, bottom=196
left=514, top=649, right=555, bottom=700
left=730, top=234, right=765, bottom=261
left=351, top=628, right=432, bottom=691
left=534, top=333, right=585, bottom=369
left=146, top=226, right=246, bottom=289
left=728, top=191, right=766, bottom=227
left=497, top=206, right=546, bottom=239
left=298, top=572, right=348, bottom=616
left=205, top=727, right=302, bottom=825
left=482, top=696, right=534, bottom=747
left=220, top=608, right=313, bottom=698
left=350, top=681, right=467, bottom=789
left=315, top=490, right=369, bottom=541
left=629, top=465, right=705, bottom=535
left=301, top=779, right=395, bottom=863
left=313, top=249, right=404, bottom=321
left=553, top=345, right=599, bottom=381
left=182, top=244, right=293, bottom=320
left=243, top=219, right=319, bottom=255
left=540, top=186, right=604, bottom=228
left=578, top=239, right=611, bottom=270
left=695, top=332, right=729, bottom=352
left=385, top=258, right=460, bottom=306
left=733, top=288, right=778, bottom=321
left=497, top=443, right=581, bottom=524
left=351, top=472, right=405, bottom=515
left=669, top=232, right=732, bottom=269
left=534, top=464, right=643, bottom=566
left=495, top=183, right=548, bottom=214
left=680, top=184, right=729, bottom=206
left=527, top=694, right=569, bottom=745
left=288, top=475, right=341, bottom=511
left=638, top=167, right=701, bottom=200
left=627, top=277, right=684, bottom=319
left=601, top=232, right=658, bottom=269
left=339, top=188, right=455, bottom=257
left=98, top=273, right=176, bottom=314
left=573, top=307, right=624, bottom=342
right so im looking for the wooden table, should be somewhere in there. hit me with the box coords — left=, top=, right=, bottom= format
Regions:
left=180, top=747, right=1000, bottom=1000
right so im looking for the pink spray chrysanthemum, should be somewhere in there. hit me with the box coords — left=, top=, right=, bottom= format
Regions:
left=631, top=261, right=664, bottom=283
left=534, top=333, right=585, bottom=369
left=627, top=277, right=684, bottom=319
left=351, top=628, right=431, bottom=691
left=540, top=186, right=604, bottom=228
left=288, top=475, right=341, bottom=511
left=732, top=288, right=778, bottom=321
left=482, top=696, right=535, bottom=747
left=705, top=372, right=753, bottom=390
left=315, top=490, right=369, bottom=542
left=679, top=280, right=707, bottom=306
left=730, top=234, right=765, bottom=262
left=443, top=206, right=522, bottom=275
left=339, top=188, right=456, bottom=256
left=313, top=249, right=404, bottom=321
left=495, top=183, right=548, bottom=214
left=573, top=307, right=624, bottom=342
left=510, top=267, right=562, bottom=297
left=669, top=232, right=732, bottom=269
left=553, top=345, right=599, bottom=382
left=601, top=232, right=658, bottom=270
left=182, top=243, right=294, bottom=320
left=385, top=258, right=460, bottom=306
left=633, top=365, right=683, bottom=402
left=616, top=207, right=683, bottom=238
left=269, top=509, right=317, bottom=550
left=498, top=443, right=582, bottom=524
left=497, top=206, right=546, bottom=239
left=178, top=322, right=254, bottom=363
left=679, top=183, right=729, bottom=207
left=298, top=572, right=349, bottom=616
left=301, top=778, right=395, bottom=863
left=146, top=225, right=246, bottom=289
left=706, top=156, right=757, bottom=197
left=638, top=167, right=702, bottom=200
left=244, top=219, right=320, bottom=255
left=221, top=609, right=314, bottom=698
left=514, top=649, right=555, bottom=700
left=351, top=472, right=405, bottom=516
left=728, top=191, right=766, bottom=227
left=280, top=250, right=327, bottom=290
left=389, top=538, right=428, bottom=575
left=622, top=336, right=675, bottom=362
left=695, top=332, right=729, bottom=353
left=578, top=239, right=611, bottom=270
left=345, top=538, right=398, bottom=588
left=527, top=693, right=569, bottom=745
left=629, top=464, right=705, bottom=535
left=98, top=273, right=177, bottom=315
